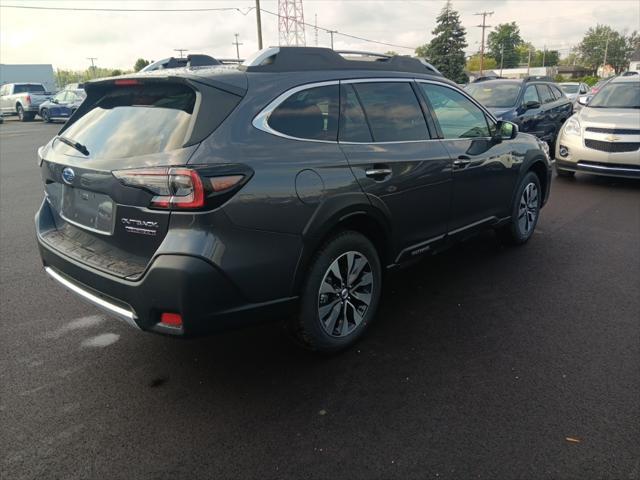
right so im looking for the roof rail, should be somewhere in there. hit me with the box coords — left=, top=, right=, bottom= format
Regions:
left=240, top=47, right=443, bottom=76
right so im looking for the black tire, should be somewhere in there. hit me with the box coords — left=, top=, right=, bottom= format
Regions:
left=556, top=167, right=575, bottom=178
left=288, top=231, right=382, bottom=353
left=496, top=171, right=542, bottom=246
left=17, top=105, right=26, bottom=122
left=41, top=109, right=52, bottom=123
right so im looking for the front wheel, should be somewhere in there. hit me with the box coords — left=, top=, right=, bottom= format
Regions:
left=288, top=231, right=382, bottom=353
left=496, top=171, right=542, bottom=245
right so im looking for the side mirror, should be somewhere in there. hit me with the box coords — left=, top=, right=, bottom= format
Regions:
left=524, top=100, right=541, bottom=110
left=494, top=120, right=518, bottom=142
left=577, top=95, right=590, bottom=106
left=51, top=98, right=58, bottom=104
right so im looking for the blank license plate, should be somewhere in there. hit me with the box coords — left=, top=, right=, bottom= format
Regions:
left=61, top=186, right=115, bottom=235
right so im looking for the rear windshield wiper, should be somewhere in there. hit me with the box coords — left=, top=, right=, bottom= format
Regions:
left=56, top=136, right=90, bottom=156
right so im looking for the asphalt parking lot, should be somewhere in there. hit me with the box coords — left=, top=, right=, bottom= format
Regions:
left=1, top=116, right=638, bottom=480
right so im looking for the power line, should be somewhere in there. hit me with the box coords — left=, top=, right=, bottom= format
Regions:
left=174, top=48, right=188, bottom=58
left=0, top=4, right=250, bottom=13
left=1, top=3, right=418, bottom=51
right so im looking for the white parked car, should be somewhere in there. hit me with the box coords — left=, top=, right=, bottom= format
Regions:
left=555, top=76, right=640, bottom=179
left=559, top=82, right=590, bottom=103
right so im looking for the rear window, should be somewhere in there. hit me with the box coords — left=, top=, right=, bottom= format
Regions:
left=55, top=84, right=196, bottom=159
left=268, top=85, right=339, bottom=141
left=465, top=82, right=521, bottom=108
left=14, top=84, right=46, bottom=94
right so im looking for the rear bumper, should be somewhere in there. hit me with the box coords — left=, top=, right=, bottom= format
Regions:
left=38, top=239, right=297, bottom=336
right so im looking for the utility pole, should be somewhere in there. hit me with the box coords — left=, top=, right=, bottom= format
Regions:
left=173, top=49, right=187, bottom=58
left=328, top=30, right=336, bottom=49
left=233, top=33, right=243, bottom=61
left=542, top=45, right=546, bottom=68
left=500, top=44, right=504, bottom=76
left=602, top=30, right=611, bottom=75
left=474, top=11, right=494, bottom=75
left=255, top=0, right=263, bottom=50
left=314, top=14, right=318, bottom=47
left=87, top=57, right=97, bottom=77
left=527, top=48, right=532, bottom=74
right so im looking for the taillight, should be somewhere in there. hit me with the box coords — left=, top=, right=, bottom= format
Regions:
left=25, top=95, right=31, bottom=104
left=112, top=167, right=244, bottom=210
left=114, top=79, right=140, bottom=86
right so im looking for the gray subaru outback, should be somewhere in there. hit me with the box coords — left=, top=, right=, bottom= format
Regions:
left=36, top=47, right=552, bottom=352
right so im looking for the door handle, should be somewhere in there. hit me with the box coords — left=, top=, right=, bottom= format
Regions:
left=453, top=156, right=471, bottom=168
left=365, top=167, right=392, bottom=180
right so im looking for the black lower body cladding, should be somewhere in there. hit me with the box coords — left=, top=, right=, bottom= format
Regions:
left=35, top=196, right=301, bottom=335
left=38, top=243, right=298, bottom=336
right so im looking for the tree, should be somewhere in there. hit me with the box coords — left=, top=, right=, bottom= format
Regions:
left=110, top=69, right=123, bottom=77
left=415, top=1, right=468, bottom=83
left=530, top=49, right=559, bottom=67
left=133, top=58, right=151, bottom=72
left=385, top=50, right=399, bottom=56
left=465, top=54, right=497, bottom=72
left=487, top=22, right=523, bottom=69
left=577, top=25, right=636, bottom=73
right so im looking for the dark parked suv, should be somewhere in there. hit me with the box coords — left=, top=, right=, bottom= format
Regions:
left=465, top=77, right=573, bottom=155
left=36, top=47, right=552, bottom=352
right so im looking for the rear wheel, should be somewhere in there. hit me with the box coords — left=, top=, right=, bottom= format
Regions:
left=17, top=105, right=25, bottom=122
left=41, top=109, right=52, bottom=123
left=288, top=231, right=382, bottom=353
left=496, top=171, right=541, bottom=245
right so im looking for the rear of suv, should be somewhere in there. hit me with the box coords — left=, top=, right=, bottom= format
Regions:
left=36, top=47, right=552, bottom=352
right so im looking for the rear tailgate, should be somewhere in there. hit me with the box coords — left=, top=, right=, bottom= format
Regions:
left=37, top=74, right=245, bottom=279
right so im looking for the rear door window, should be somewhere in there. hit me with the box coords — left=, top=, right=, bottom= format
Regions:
left=550, top=85, right=564, bottom=99
left=339, top=84, right=372, bottom=142
left=353, top=82, right=428, bottom=142
left=55, top=84, right=196, bottom=159
left=536, top=84, right=555, bottom=104
left=268, top=85, right=339, bottom=141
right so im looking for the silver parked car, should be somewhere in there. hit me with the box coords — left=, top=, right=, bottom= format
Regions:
left=555, top=76, right=640, bottom=178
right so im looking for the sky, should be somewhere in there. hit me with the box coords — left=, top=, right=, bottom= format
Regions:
left=1, top=0, right=639, bottom=71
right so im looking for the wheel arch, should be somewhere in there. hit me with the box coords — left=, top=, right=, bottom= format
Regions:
left=291, top=193, right=393, bottom=295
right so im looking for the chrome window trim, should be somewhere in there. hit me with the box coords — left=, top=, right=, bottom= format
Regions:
left=252, top=80, right=340, bottom=144
left=252, top=76, right=491, bottom=145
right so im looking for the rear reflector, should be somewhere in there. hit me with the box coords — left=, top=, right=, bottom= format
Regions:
left=160, top=312, right=183, bottom=327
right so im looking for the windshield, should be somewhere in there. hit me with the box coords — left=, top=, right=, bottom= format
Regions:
left=464, top=82, right=521, bottom=108
left=14, top=84, right=46, bottom=94
left=560, top=84, right=579, bottom=94
left=54, top=84, right=196, bottom=159
left=589, top=82, right=640, bottom=108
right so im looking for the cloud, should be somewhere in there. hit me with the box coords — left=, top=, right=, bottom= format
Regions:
left=1, top=0, right=638, bottom=71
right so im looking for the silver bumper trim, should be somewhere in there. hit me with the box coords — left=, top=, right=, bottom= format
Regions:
left=44, top=267, right=140, bottom=329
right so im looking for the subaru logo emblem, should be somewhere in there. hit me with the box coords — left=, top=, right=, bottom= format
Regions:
left=62, top=167, right=75, bottom=185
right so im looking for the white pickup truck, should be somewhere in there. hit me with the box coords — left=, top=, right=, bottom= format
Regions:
left=0, top=83, right=52, bottom=121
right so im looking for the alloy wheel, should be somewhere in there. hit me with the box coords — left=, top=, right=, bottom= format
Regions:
left=317, top=251, right=373, bottom=337
left=518, top=182, right=539, bottom=235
